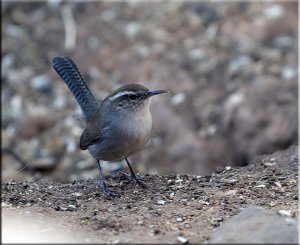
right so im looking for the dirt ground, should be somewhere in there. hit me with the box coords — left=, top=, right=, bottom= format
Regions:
left=2, top=145, right=298, bottom=243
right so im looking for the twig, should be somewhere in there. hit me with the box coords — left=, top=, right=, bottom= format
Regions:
left=61, top=5, right=76, bottom=51
left=2, top=147, right=36, bottom=174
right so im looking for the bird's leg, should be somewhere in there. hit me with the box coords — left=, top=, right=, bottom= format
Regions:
left=120, top=158, right=147, bottom=188
left=96, top=160, right=117, bottom=197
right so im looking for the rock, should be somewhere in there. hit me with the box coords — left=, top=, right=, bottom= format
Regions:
left=177, top=236, right=188, bottom=244
left=47, top=0, right=62, bottom=9
left=67, top=204, right=76, bottom=211
left=208, top=207, right=298, bottom=243
left=157, top=200, right=166, bottom=205
left=4, top=24, right=25, bottom=38
left=228, top=55, right=252, bottom=75
left=277, top=210, right=292, bottom=217
left=264, top=4, right=284, bottom=19
left=31, top=157, right=56, bottom=170
left=2, top=54, right=14, bottom=72
left=281, top=67, right=296, bottom=80
left=30, top=75, right=52, bottom=93
left=171, top=93, right=186, bottom=106
left=19, top=115, right=55, bottom=139
left=6, top=67, right=33, bottom=85
left=225, top=190, right=237, bottom=195
left=188, top=49, right=205, bottom=60
left=125, top=22, right=140, bottom=38
left=273, top=36, right=293, bottom=48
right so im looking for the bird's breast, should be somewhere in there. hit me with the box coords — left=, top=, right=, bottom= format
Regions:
left=89, top=111, right=153, bottom=161
left=120, top=111, right=153, bottom=149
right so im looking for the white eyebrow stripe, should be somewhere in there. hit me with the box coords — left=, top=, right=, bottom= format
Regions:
left=108, top=91, right=136, bottom=101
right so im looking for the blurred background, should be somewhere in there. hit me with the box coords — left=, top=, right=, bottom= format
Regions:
left=2, top=1, right=298, bottom=183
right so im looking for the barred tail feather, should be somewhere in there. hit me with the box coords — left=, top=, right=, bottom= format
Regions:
left=52, top=56, right=99, bottom=121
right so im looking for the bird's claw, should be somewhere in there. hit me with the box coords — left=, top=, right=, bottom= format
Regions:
left=97, top=181, right=117, bottom=198
left=120, top=171, right=147, bottom=188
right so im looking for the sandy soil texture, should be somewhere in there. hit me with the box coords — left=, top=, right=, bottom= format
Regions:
left=2, top=145, right=298, bottom=243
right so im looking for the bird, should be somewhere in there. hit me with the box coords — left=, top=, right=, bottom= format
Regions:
left=52, top=56, right=168, bottom=197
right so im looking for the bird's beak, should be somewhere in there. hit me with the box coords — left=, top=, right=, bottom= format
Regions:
left=147, top=89, right=170, bottom=97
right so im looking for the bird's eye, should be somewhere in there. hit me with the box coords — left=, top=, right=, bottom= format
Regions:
left=128, top=94, right=137, bottom=100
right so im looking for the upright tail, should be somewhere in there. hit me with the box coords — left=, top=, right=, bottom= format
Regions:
left=52, top=56, right=99, bottom=121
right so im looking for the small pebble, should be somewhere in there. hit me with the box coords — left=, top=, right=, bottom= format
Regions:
left=171, top=93, right=186, bottom=105
left=277, top=210, right=292, bottom=217
left=32, top=157, right=56, bottom=169
left=30, top=74, right=52, bottom=93
left=47, top=0, right=62, bottom=9
left=65, top=138, right=77, bottom=154
left=56, top=206, right=67, bottom=211
left=274, top=182, right=282, bottom=188
left=88, top=66, right=101, bottom=80
left=2, top=202, right=11, bottom=207
left=229, top=55, right=252, bottom=74
left=274, top=36, right=293, bottom=47
left=184, top=222, right=192, bottom=229
left=263, top=161, right=277, bottom=167
left=72, top=192, right=82, bottom=197
left=225, top=179, right=237, bottom=184
left=125, top=22, right=140, bottom=38
left=157, top=200, right=166, bottom=205
left=176, top=217, right=183, bottom=222
left=167, top=179, right=173, bottom=185
left=170, top=225, right=179, bottom=231
left=32, top=157, right=57, bottom=170
left=226, top=190, right=237, bottom=195
left=150, top=228, right=160, bottom=236
left=269, top=201, right=276, bottom=207
left=53, top=92, right=67, bottom=109
left=281, top=67, right=296, bottom=80
left=199, top=200, right=210, bottom=206
left=255, top=184, right=266, bottom=188
left=264, top=4, right=283, bottom=19
left=10, top=95, right=23, bottom=115
left=188, top=48, right=205, bottom=60
left=101, top=9, right=116, bottom=21
left=177, top=235, right=189, bottom=244
left=6, top=23, right=26, bottom=38
left=169, top=192, right=175, bottom=199
left=7, top=67, right=33, bottom=85
left=2, top=54, right=14, bottom=71
left=67, top=204, right=76, bottom=211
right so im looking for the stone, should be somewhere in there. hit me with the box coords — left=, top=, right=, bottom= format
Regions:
left=208, top=206, right=298, bottom=243
left=30, top=75, right=52, bottom=93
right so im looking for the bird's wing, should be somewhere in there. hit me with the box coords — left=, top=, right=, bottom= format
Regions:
left=79, top=128, right=103, bottom=150
left=79, top=109, right=107, bottom=150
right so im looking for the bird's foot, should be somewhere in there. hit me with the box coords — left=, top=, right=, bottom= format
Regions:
left=120, top=171, right=147, bottom=188
left=97, top=180, right=117, bottom=198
